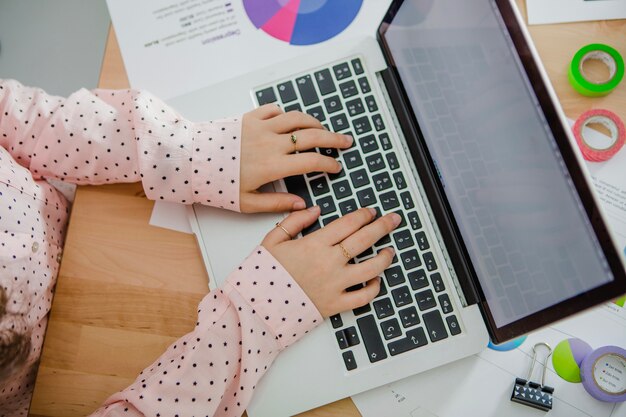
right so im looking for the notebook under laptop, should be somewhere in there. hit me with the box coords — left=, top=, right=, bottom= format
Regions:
left=169, top=0, right=626, bottom=415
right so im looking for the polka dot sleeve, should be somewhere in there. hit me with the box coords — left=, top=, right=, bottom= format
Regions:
left=91, top=246, right=322, bottom=417
left=0, top=79, right=242, bottom=211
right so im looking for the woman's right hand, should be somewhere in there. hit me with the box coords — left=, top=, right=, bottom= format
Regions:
left=262, top=206, right=401, bottom=318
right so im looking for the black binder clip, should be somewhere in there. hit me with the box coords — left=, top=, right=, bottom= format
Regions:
left=511, top=342, right=554, bottom=411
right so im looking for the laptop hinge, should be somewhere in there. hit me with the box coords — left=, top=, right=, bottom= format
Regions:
left=376, top=67, right=481, bottom=307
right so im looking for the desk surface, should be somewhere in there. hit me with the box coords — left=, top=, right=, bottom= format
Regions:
left=30, top=2, right=626, bottom=416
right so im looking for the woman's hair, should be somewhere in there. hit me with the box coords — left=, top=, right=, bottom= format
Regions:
left=0, top=286, right=32, bottom=382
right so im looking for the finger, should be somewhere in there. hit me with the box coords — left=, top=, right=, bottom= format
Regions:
left=284, top=129, right=353, bottom=153
left=340, top=213, right=401, bottom=257
left=316, top=207, right=377, bottom=245
left=267, top=111, right=324, bottom=134
left=339, top=277, right=381, bottom=311
left=344, top=248, right=395, bottom=287
left=262, top=206, right=321, bottom=246
left=241, top=192, right=307, bottom=214
left=274, top=152, right=342, bottom=179
left=251, top=103, right=283, bottom=120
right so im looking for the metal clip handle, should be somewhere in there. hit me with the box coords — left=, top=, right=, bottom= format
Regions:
left=526, top=342, right=552, bottom=385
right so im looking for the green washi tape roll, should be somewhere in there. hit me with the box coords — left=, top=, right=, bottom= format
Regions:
left=568, top=43, right=624, bottom=97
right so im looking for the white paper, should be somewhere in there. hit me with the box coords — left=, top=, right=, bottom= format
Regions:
left=353, top=303, right=626, bottom=417
left=106, top=0, right=392, bottom=100
left=149, top=200, right=193, bottom=234
left=527, top=0, right=626, bottom=25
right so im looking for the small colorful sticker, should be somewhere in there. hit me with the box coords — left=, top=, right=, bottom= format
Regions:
left=614, top=295, right=625, bottom=308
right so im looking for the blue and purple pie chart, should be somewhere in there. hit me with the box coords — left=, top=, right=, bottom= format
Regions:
left=243, top=0, right=363, bottom=45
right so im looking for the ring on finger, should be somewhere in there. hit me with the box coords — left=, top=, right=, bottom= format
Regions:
left=275, top=222, right=294, bottom=239
left=338, top=242, right=353, bottom=261
left=290, top=132, right=298, bottom=153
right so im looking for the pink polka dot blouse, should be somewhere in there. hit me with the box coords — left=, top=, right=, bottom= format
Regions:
left=0, top=80, right=322, bottom=417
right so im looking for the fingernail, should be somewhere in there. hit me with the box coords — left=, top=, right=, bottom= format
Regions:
left=293, top=200, right=306, bottom=210
left=368, top=207, right=377, bottom=217
left=386, top=247, right=396, bottom=256
left=344, top=135, right=353, bottom=144
left=336, top=162, right=343, bottom=171
left=308, top=205, right=320, bottom=212
left=390, top=213, right=402, bottom=226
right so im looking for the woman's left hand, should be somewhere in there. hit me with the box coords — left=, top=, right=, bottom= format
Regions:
left=239, top=104, right=353, bottom=213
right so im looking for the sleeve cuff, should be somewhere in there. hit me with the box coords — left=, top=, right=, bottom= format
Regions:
left=191, top=117, right=242, bottom=212
left=224, top=246, right=323, bottom=349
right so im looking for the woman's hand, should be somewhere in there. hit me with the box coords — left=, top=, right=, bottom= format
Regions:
left=240, top=105, right=353, bottom=213
left=262, top=206, right=401, bottom=318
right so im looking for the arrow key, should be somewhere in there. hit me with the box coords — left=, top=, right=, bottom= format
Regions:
left=423, top=310, right=448, bottom=342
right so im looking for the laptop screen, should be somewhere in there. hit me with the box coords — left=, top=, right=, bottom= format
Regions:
left=378, top=0, right=621, bottom=335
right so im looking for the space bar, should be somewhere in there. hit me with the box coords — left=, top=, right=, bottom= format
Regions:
left=284, top=175, right=312, bottom=208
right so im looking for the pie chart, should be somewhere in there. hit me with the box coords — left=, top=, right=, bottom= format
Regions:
left=243, top=0, right=363, bottom=46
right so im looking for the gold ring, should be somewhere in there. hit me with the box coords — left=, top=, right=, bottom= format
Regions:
left=290, top=132, right=298, bottom=152
left=338, top=243, right=352, bottom=260
left=275, top=222, right=293, bottom=239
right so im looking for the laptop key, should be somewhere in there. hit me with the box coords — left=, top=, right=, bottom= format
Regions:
left=353, top=303, right=372, bottom=316
left=346, top=98, right=365, bottom=117
left=393, top=172, right=407, bottom=190
left=384, top=265, right=405, bottom=287
left=255, top=87, right=277, bottom=105
left=333, top=62, right=352, bottom=80
left=388, top=327, right=428, bottom=356
left=284, top=103, right=302, bottom=112
left=393, top=229, right=414, bottom=250
left=310, top=176, right=330, bottom=197
left=446, top=315, right=461, bottom=336
left=357, top=315, right=388, bottom=363
left=375, top=234, right=391, bottom=247
left=365, top=95, right=378, bottom=112
left=319, top=147, right=339, bottom=158
left=302, top=220, right=321, bottom=236
left=401, top=249, right=422, bottom=270
left=438, top=294, right=454, bottom=314
left=380, top=318, right=402, bottom=340
left=323, top=95, right=343, bottom=114
left=328, top=166, right=346, bottom=181
left=359, top=134, right=379, bottom=154
left=380, top=190, right=400, bottom=210
left=372, top=114, right=385, bottom=131
left=316, top=196, right=336, bottom=216
left=365, top=153, right=385, bottom=173
left=351, top=58, right=364, bottom=75
left=373, top=298, right=395, bottom=319
left=386, top=152, right=400, bottom=170
left=358, top=77, right=371, bottom=94
left=315, top=69, right=336, bottom=95
left=391, top=286, right=412, bottom=307
left=339, top=198, right=358, bottom=215
left=399, top=306, right=420, bottom=328
left=342, top=350, right=357, bottom=371
left=330, top=113, right=349, bottom=131
left=431, top=272, right=445, bottom=292
left=408, top=211, right=422, bottom=230
left=416, top=289, right=437, bottom=311
left=349, top=169, right=370, bottom=188
left=345, top=326, right=360, bottom=346
left=423, top=252, right=438, bottom=271
left=343, top=150, right=363, bottom=169
left=379, top=132, right=392, bottom=150
left=296, top=75, right=319, bottom=106
left=423, top=310, right=448, bottom=342
left=394, top=210, right=407, bottom=228
left=400, top=191, right=414, bottom=210
left=373, top=172, right=392, bottom=191
left=284, top=175, right=312, bottom=208
left=307, top=106, right=326, bottom=122
left=332, top=180, right=352, bottom=199
left=323, top=215, right=339, bottom=226
left=339, top=80, right=358, bottom=98
left=277, top=81, right=297, bottom=103
left=330, top=314, right=343, bottom=329
left=336, top=330, right=349, bottom=349
left=377, top=278, right=388, bottom=297
left=408, top=269, right=428, bottom=290
left=353, top=116, right=372, bottom=135
left=356, top=187, right=376, bottom=207
left=415, top=231, right=429, bottom=250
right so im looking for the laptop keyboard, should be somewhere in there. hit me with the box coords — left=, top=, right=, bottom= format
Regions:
left=254, top=56, right=462, bottom=372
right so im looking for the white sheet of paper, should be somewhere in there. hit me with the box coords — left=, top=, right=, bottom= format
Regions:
left=353, top=303, right=626, bottom=417
left=106, top=0, right=392, bottom=100
left=149, top=200, right=193, bottom=234
left=526, top=0, right=626, bottom=25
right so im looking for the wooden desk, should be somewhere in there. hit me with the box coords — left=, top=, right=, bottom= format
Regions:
left=30, top=2, right=626, bottom=416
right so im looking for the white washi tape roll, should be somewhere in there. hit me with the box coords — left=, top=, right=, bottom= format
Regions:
left=580, top=346, right=626, bottom=402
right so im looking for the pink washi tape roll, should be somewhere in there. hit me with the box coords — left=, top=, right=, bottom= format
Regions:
left=573, top=109, right=625, bottom=162
left=580, top=345, right=626, bottom=402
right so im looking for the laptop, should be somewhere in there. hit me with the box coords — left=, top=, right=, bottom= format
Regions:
left=168, top=0, right=626, bottom=415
